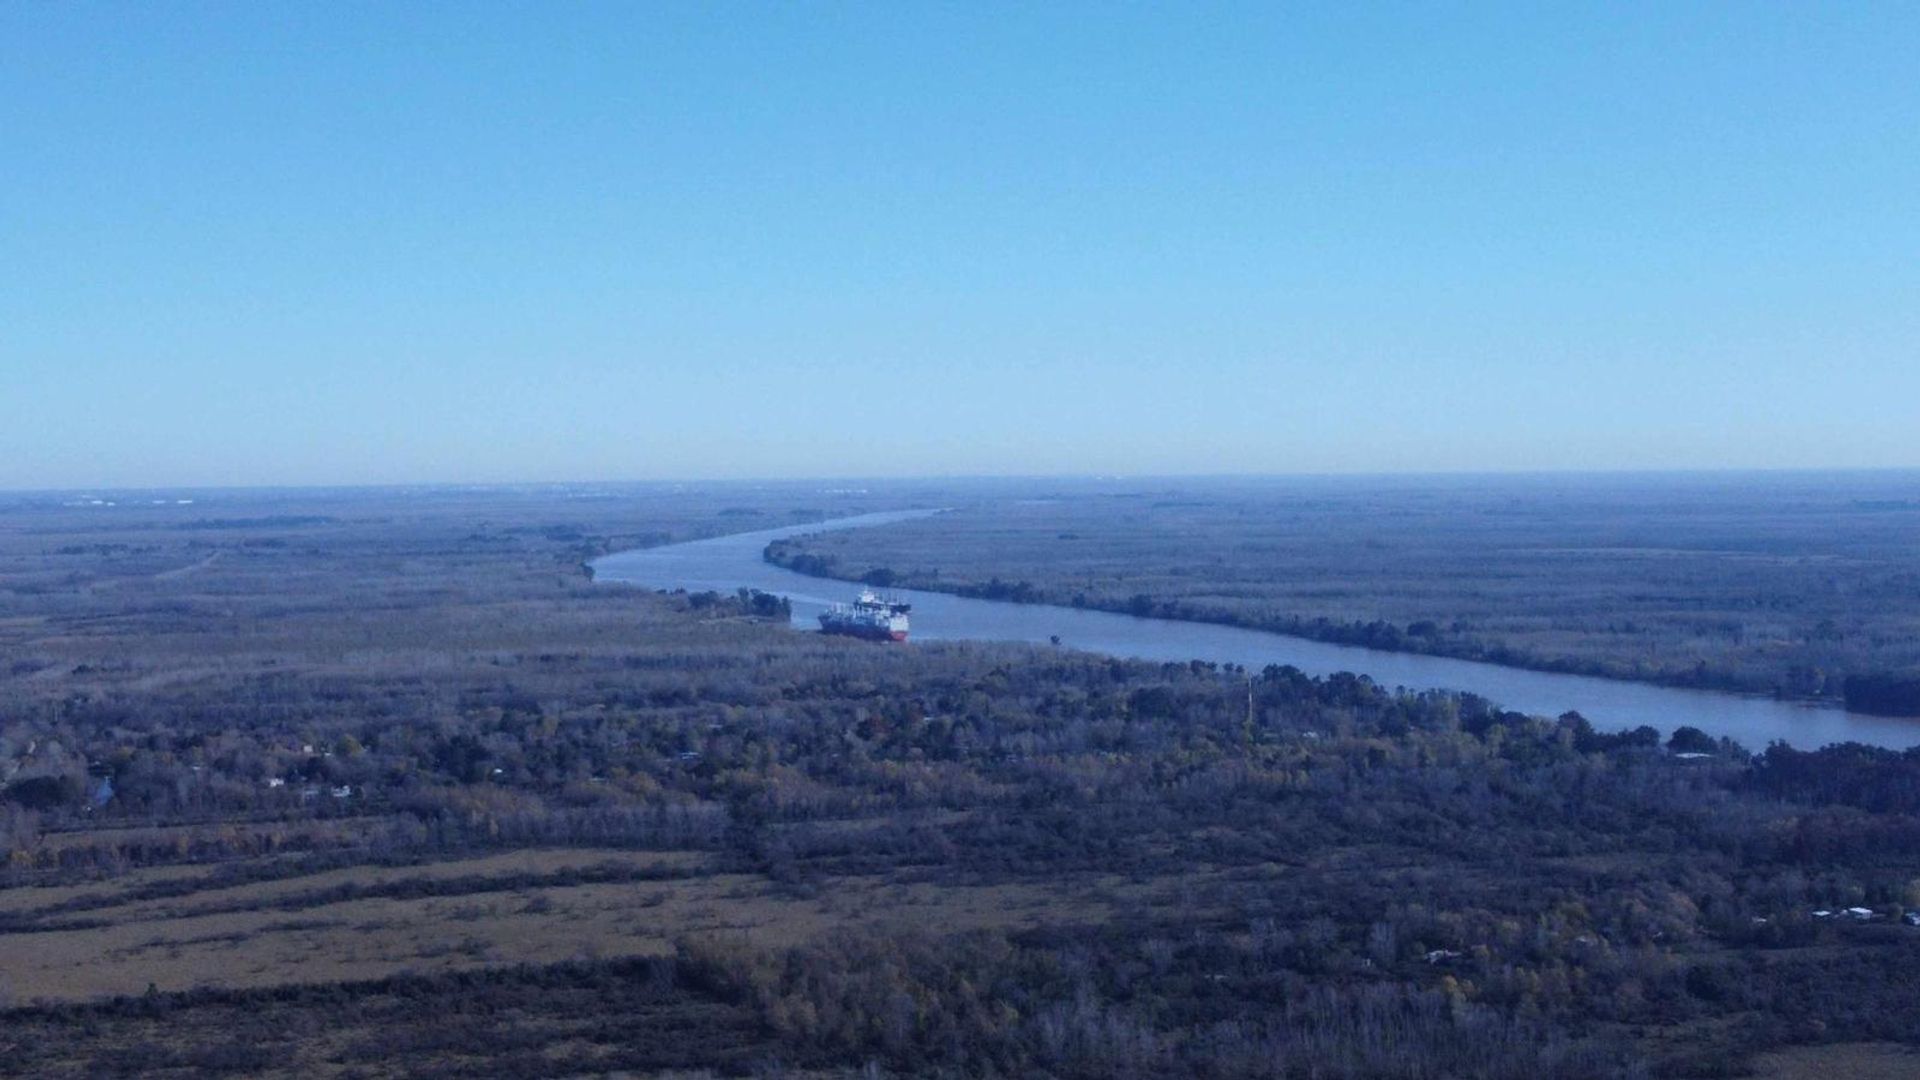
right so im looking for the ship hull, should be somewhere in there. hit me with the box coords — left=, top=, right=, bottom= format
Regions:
left=817, top=618, right=909, bottom=643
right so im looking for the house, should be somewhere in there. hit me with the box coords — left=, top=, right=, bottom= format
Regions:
left=330, top=785, right=352, bottom=799
left=1846, top=907, right=1875, bottom=920
left=1902, top=912, right=1920, bottom=927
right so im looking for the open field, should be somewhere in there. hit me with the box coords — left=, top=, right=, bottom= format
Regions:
left=7, top=483, right=1920, bottom=1076
left=767, top=473, right=1920, bottom=706
left=0, top=843, right=1143, bottom=1003
left=1750, top=1043, right=1920, bottom=1079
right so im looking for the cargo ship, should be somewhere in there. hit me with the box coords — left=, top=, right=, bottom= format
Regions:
left=818, top=589, right=911, bottom=642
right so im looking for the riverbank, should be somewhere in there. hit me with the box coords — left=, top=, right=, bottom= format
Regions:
left=595, top=509, right=1920, bottom=750
left=756, top=478, right=1920, bottom=715
left=763, top=539, right=1843, bottom=708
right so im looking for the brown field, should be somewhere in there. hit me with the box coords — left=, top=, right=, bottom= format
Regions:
left=1, top=842, right=1142, bottom=1004
left=1751, top=1042, right=1920, bottom=1079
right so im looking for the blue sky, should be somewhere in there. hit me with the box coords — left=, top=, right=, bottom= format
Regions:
left=4, top=3, right=1917, bottom=487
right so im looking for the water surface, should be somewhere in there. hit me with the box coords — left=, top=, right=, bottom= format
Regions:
left=593, top=511, right=1920, bottom=750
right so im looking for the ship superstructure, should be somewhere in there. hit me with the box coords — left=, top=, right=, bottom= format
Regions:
left=818, top=588, right=911, bottom=642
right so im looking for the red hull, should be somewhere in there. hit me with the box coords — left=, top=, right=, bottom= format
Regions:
left=818, top=620, right=909, bottom=643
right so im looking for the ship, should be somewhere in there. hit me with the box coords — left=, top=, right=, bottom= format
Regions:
left=818, top=588, right=911, bottom=642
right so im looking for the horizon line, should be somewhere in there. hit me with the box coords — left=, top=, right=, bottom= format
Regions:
left=6, top=464, right=1920, bottom=498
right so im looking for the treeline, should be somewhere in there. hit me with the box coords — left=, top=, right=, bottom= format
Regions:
left=1843, top=673, right=1920, bottom=717
left=0, top=954, right=788, bottom=1078
left=764, top=540, right=1875, bottom=701
left=764, top=538, right=1873, bottom=699
left=759, top=486, right=1920, bottom=706
left=679, top=928, right=1640, bottom=1079
left=14, top=624, right=1920, bottom=1071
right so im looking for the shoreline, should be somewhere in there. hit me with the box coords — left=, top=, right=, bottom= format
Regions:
left=760, top=545, right=1859, bottom=716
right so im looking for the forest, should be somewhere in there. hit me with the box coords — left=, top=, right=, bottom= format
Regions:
left=765, top=473, right=1920, bottom=710
left=3, top=483, right=1920, bottom=1077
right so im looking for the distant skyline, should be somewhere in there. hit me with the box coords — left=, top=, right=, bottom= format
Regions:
left=5, top=3, right=1919, bottom=488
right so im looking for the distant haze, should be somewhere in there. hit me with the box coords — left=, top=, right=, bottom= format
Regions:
left=4, top=5, right=1918, bottom=488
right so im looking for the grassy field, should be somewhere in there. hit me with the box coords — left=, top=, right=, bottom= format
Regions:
left=766, top=472, right=1920, bottom=702
left=0, top=843, right=1144, bottom=1004
left=1750, top=1043, right=1920, bottom=1079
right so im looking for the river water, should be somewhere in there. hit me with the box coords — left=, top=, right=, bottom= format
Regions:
left=593, top=510, right=1920, bottom=750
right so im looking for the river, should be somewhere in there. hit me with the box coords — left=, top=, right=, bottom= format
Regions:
left=592, top=510, right=1920, bottom=750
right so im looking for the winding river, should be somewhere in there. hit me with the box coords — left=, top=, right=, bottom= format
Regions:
left=593, top=510, right=1920, bottom=751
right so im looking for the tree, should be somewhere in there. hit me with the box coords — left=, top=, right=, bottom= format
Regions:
left=1668, top=726, right=1717, bottom=755
left=5, top=774, right=80, bottom=810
